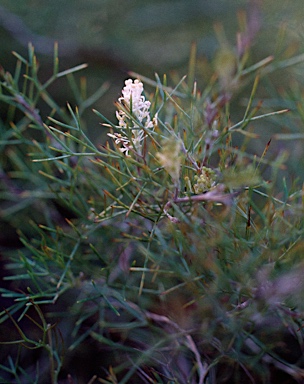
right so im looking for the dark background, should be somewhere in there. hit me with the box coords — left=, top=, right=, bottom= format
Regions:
left=2, top=0, right=304, bottom=135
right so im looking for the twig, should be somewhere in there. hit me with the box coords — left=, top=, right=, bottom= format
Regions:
left=163, top=184, right=239, bottom=223
left=14, top=95, right=44, bottom=127
left=145, top=311, right=209, bottom=383
left=245, top=336, right=304, bottom=380
left=180, top=140, right=200, bottom=171
left=184, top=334, right=209, bottom=384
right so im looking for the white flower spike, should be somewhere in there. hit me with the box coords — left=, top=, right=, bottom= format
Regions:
left=108, top=79, right=154, bottom=156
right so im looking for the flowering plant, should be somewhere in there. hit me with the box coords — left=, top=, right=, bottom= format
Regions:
left=1, top=36, right=304, bottom=384
left=108, top=79, right=155, bottom=156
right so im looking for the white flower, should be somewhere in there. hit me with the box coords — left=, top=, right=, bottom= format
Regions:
left=108, top=79, right=154, bottom=156
left=119, top=79, right=153, bottom=128
left=107, top=132, right=133, bottom=156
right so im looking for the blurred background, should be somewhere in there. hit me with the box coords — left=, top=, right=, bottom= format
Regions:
left=0, top=0, right=304, bottom=168
left=1, top=0, right=304, bottom=132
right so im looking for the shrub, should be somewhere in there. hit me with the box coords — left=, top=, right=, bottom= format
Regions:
left=1, top=35, right=304, bottom=384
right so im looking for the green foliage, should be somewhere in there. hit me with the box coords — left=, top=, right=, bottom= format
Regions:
left=1, top=33, right=304, bottom=384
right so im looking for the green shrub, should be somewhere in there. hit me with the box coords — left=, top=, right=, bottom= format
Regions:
left=1, top=34, right=304, bottom=384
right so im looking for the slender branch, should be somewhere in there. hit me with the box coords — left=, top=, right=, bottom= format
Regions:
left=245, top=336, right=304, bottom=380
left=180, top=140, right=200, bottom=171
left=145, top=311, right=209, bottom=383
left=163, top=184, right=239, bottom=223
left=14, top=95, right=44, bottom=127
left=184, top=334, right=209, bottom=384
